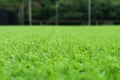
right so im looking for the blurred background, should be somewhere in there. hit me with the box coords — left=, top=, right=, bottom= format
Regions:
left=0, top=0, right=120, bottom=25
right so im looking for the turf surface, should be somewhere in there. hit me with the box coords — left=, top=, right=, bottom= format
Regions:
left=0, top=26, right=120, bottom=80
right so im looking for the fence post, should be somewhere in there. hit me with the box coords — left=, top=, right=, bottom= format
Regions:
left=20, top=0, right=25, bottom=25
left=55, top=0, right=59, bottom=25
left=28, top=0, right=32, bottom=25
left=88, top=0, right=91, bottom=25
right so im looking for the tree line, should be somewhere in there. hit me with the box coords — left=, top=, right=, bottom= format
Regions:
left=0, top=0, right=120, bottom=24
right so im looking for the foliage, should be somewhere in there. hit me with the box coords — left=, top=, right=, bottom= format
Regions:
left=0, top=0, right=120, bottom=24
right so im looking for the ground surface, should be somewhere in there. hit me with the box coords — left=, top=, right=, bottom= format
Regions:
left=0, top=26, right=120, bottom=80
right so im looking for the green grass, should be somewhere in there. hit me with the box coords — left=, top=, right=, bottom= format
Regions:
left=0, top=26, right=120, bottom=80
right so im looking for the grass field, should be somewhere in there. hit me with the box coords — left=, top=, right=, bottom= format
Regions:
left=0, top=26, right=120, bottom=80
